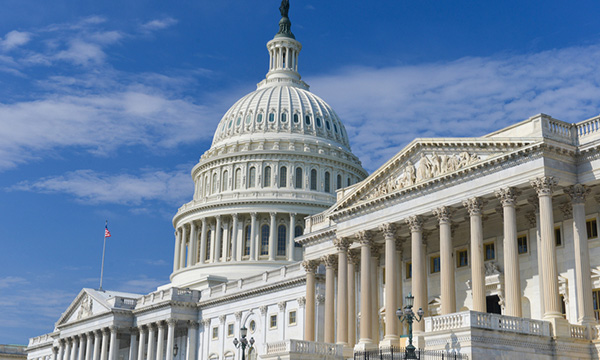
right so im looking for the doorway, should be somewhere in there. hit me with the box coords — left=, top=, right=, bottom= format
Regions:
left=486, top=295, right=501, bottom=314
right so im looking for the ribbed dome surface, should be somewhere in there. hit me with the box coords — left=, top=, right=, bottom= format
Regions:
left=211, top=84, right=351, bottom=150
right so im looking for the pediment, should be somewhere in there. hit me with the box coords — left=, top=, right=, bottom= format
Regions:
left=333, top=138, right=539, bottom=213
left=57, top=289, right=111, bottom=326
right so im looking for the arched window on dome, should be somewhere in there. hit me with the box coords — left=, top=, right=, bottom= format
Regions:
left=263, top=166, right=272, bottom=187
left=277, top=225, right=286, bottom=257
left=325, top=120, right=331, bottom=130
left=293, top=114, right=299, bottom=123
left=244, top=225, right=251, bottom=257
left=205, top=230, right=212, bottom=262
left=257, top=113, right=263, bottom=123
left=295, top=167, right=303, bottom=189
left=260, top=225, right=269, bottom=256
left=281, top=113, right=287, bottom=123
left=316, top=117, right=322, bottom=127
left=337, top=174, right=342, bottom=190
left=234, top=168, right=241, bottom=189
left=310, top=169, right=317, bottom=190
left=294, top=225, right=303, bottom=247
left=204, top=175, right=209, bottom=197
left=334, top=123, right=338, bottom=133
left=249, top=167, right=256, bottom=188
left=212, top=173, right=218, bottom=194
left=324, top=171, right=331, bottom=193
left=228, top=224, right=233, bottom=259
left=305, top=115, right=311, bottom=126
left=269, top=113, right=275, bottom=123
left=347, top=177, right=352, bottom=187
left=222, top=170, right=228, bottom=192
left=279, top=166, right=287, bottom=188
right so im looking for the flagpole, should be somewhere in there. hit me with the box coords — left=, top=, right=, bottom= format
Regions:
left=99, top=220, right=108, bottom=291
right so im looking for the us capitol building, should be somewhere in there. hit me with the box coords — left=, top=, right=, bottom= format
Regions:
left=26, top=2, right=600, bottom=359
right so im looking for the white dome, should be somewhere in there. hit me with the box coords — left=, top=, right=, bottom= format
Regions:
left=212, top=84, right=352, bottom=150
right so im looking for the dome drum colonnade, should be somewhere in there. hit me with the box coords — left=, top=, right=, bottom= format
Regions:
left=301, top=178, right=597, bottom=350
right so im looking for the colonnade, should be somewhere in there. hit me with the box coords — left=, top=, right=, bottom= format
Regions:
left=173, top=212, right=303, bottom=271
left=302, top=178, right=597, bottom=348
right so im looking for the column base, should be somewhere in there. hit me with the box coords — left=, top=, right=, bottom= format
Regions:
left=545, top=316, right=570, bottom=338
left=342, top=346, right=354, bottom=358
left=380, top=336, right=400, bottom=348
left=354, top=341, right=377, bottom=352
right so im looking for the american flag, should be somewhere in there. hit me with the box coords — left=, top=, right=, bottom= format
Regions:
left=105, top=223, right=111, bottom=238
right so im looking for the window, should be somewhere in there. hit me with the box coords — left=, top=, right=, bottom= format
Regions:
left=212, top=173, right=218, bottom=193
left=257, top=113, right=263, bottom=123
left=205, top=230, right=212, bottom=261
left=228, top=119, right=233, bottom=129
left=593, top=289, right=600, bottom=320
left=277, top=225, right=286, bottom=256
left=212, top=326, right=218, bottom=340
left=334, top=123, right=338, bottom=133
left=325, top=120, right=331, bottom=130
left=555, top=226, right=562, bottom=247
left=336, top=174, right=342, bottom=190
left=261, top=225, right=269, bottom=255
left=517, top=235, right=528, bottom=254
left=305, top=115, right=311, bottom=125
left=227, top=323, right=234, bottom=337
left=316, top=117, right=322, bottom=127
left=281, top=113, right=287, bottom=123
left=243, top=115, right=249, bottom=125
left=270, top=314, right=277, bottom=329
left=406, top=262, right=412, bottom=279
left=324, top=171, right=331, bottom=193
left=294, top=225, right=303, bottom=247
left=244, top=225, right=251, bottom=256
left=587, top=218, right=598, bottom=239
left=204, top=175, right=209, bottom=196
left=310, top=169, right=317, bottom=190
left=249, top=167, right=256, bottom=188
left=484, top=242, right=495, bottom=261
left=234, top=168, right=241, bottom=189
left=295, top=167, right=303, bottom=189
left=288, top=310, right=297, bottom=325
left=293, top=114, right=299, bottom=123
left=263, top=166, right=271, bottom=187
left=222, top=170, right=228, bottom=191
left=279, top=166, right=287, bottom=188
left=457, top=249, right=468, bottom=268
left=430, top=256, right=440, bottom=273
left=249, top=320, right=256, bottom=332
left=347, top=177, right=351, bottom=187
left=269, top=113, right=275, bottom=122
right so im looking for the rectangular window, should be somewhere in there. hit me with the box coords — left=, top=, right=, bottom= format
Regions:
left=593, top=289, right=600, bottom=320
left=212, top=326, right=218, bottom=340
left=288, top=311, right=297, bottom=325
left=227, top=323, right=234, bottom=337
left=430, top=256, right=440, bottom=274
left=484, top=242, right=495, bottom=261
left=270, top=314, right=277, bottom=329
left=457, top=249, right=468, bottom=268
left=406, top=262, right=412, bottom=279
left=517, top=235, right=528, bottom=254
left=555, top=226, right=562, bottom=247
left=587, top=219, right=598, bottom=239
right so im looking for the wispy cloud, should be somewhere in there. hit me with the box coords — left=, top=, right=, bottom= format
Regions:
left=140, top=17, right=178, bottom=33
left=0, top=276, right=28, bottom=289
left=0, top=30, right=32, bottom=51
left=308, top=45, right=600, bottom=171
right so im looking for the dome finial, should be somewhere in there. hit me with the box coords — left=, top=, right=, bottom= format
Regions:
left=276, top=0, right=295, bottom=39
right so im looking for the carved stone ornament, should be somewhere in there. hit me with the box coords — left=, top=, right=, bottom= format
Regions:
left=347, top=250, right=360, bottom=266
left=356, top=231, right=373, bottom=246
left=188, top=320, right=199, bottom=329
left=333, top=237, right=351, bottom=252
left=565, top=184, right=590, bottom=204
left=76, top=294, right=93, bottom=320
left=234, top=311, right=242, bottom=320
left=302, top=259, right=319, bottom=273
left=485, top=261, right=501, bottom=276
left=527, top=195, right=539, bottom=212
left=433, top=206, right=453, bottom=224
left=463, top=197, right=484, bottom=216
left=322, top=254, right=338, bottom=268
left=259, top=305, right=268, bottom=315
left=406, top=216, right=423, bottom=233
left=559, top=202, right=573, bottom=218
left=530, top=176, right=557, bottom=197
left=297, top=297, right=306, bottom=308
left=395, top=238, right=404, bottom=252
left=495, top=187, right=520, bottom=207
left=201, top=319, right=211, bottom=327
left=379, top=223, right=396, bottom=239
left=525, top=212, right=537, bottom=227
left=315, top=294, right=325, bottom=305
left=219, top=315, right=226, bottom=323
left=278, top=301, right=287, bottom=312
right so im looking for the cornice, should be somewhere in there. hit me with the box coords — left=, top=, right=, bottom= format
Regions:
left=133, top=301, right=198, bottom=316
left=296, top=227, right=336, bottom=247
left=56, top=309, right=132, bottom=331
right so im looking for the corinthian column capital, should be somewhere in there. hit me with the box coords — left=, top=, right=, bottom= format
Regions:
left=302, top=259, right=319, bottom=273
left=433, top=206, right=453, bottom=224
left=530, top=176, right=557, bottom=197
left=321, top=254, right=338, bottom=268
left=565, top=184, right=590, bottom=204
left=463, top=197, right=484, bottom=216
left=333, top=237, right=352, bottom=252
left=356, top=230, right=373, bottom=246
left=379, top=223, right=396, bottom=239
left=406, top=215, right=423, bottom=232
left=495, top=187, right=520, bottom=206
left=347, top=249, right=360, bottom=266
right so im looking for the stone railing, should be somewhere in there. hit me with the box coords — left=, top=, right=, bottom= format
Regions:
left=569, top=324, right=588, bottom=339
left=137, top=287, right=200, bottom=308
left=576, top=115, right=600, bottom=139
left=425, top=311, right=551, bottom=337
left=2, top=345, right=27, bottom=354
left=27, top=334, right=54, bottom=347
left=264, top=340, right=342, bottom=358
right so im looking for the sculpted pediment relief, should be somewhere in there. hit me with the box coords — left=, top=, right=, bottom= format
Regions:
left=57, top=289, right=110, bottom=326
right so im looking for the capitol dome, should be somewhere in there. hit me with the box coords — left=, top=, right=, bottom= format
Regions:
left=170, top=6, right=367, bottom=289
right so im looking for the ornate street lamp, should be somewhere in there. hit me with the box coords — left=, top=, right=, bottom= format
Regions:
left=173, top=344, right=178, bottom=357
left=396, top=292, right=425, bottom=359
left=233, top=326, right=255, bottom=360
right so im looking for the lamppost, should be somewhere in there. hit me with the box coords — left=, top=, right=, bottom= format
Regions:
left=396, top=292, right=424, bottom=359
left=233, top=326, right=255, bottom=360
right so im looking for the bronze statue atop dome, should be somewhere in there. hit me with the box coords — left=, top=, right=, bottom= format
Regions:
left=279, top=0, right=290, bottom=18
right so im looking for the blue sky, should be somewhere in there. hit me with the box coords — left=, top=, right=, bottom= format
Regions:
left=2, top=0, right=600, bottom=345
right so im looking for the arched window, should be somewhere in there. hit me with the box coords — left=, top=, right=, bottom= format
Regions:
left=337, top=174, right=342, bottom=190
left=260, top=225, right=269, bottom=255
left=281, top=113, right=287, bottom=123
left=305, top=115, right=311, bottom=125
left=269, top=113, right=275, bottom=122
left=324, top=171, right=331, bottom=193
left=277, top=225, right=286, bottom=256
left=244, top=225, right=251, bottom=256
left=295, top=167, right=303, bottom=189
left=234, top=168, right=241, bottom=189
left=205, top=230, right=212, bottom=261
left=263, top=166, right=271, bottom=187
left=204, top=175, right=209, bottom=196
left=279, top=166, right=287, bottom=188
left=249, top=167, right=256, bottom=188
left=222, top=170, right=228, bottom=191
left=294, top=226, right=303, bottom=247
left=310, top=169, right=317, bottom=190
left=228, top=225, right=233, bottom=258
left=212, top=173, right=218, bottom=193
left=347, top=177, right=351, bottom=187
left=293, top=114, right=299, bottom=123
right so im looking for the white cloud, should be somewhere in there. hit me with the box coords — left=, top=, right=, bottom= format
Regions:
left=1, top=30, right=32, bottom=51
left=307, top=45, right=600, bottom=171
left=0, top=276, right=28, bottom=289
left=55, top=39, right=106, bottom=65
left=10, top=168, right=193, bottom=205
left=140, top=17, right=178, bottom=32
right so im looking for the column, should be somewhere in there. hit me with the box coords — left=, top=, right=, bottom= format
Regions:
left=434, top=206, right=456, bottom=315
left=146, top=324, right=156, bottom=360
left=395, top=239, right=404, bottom=335
left=250, top=213, right=257, bottom=261
left=156, top=322, right=165, bottom=360
left=288, top=213, right=297, bottom=261
left=173, top=230, right=181, bottom=272
left=531, top=177, right=567, bottom=334
left=231, top=214, right=239, bottom=261
left=179, top=226, right=187, bottom=269
left=322, top=254, right=337, bottom=343
left=268, top=212, right=277, bottom=260
left=213, top=216, right=222, bottom=263
left=566, top=185, right=595, bottom=326
left=186, top=321, right=198, bottom=360
left=64, top=339, right=72, bottom=360
left=107, top=327, right=119, bottom=360
left=137, top=326, right=146, bottom=360
left=77, top=336, right=84, bottom=360
left=165, top=319, right=176, bottom=360
left=52, top=347, right=59, bottom=360
left=100, top=329, right=109, bottom=360
left=57, top=341, right=65, bottom=360
left=496, top=187, right=522, bottom=317
left=302, top=260, right=318, bottom=341
left=370, top=244, right=380, bottom=344
left=129, top=329, right=138, bottom=360
left=201, top=320, right=211, bottom=360
left=188, top=222, right=198, bottom=266
left=380, top=223, right=400, bottom=346
left=222, top=221, right=230, bottom=261
left=333, top=238, right=351, bottom=346
left=464, top=198, right=486, bottom=312
left=407, top=216, right=427, bottom=332
left=84, top=333, right=93, bottom=360
left=356, top=231, right=374, bottom=349
left=92, top=332, right=101, bottom=360
left=278, top=302, right=287, bottom=339
left=69, top=337, right=77, bottom=360
left=347, top=250, right=359, bottom=348
left=528, top=196, right=545, bottom=317
left=199, top=218, right=207, bottom=264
